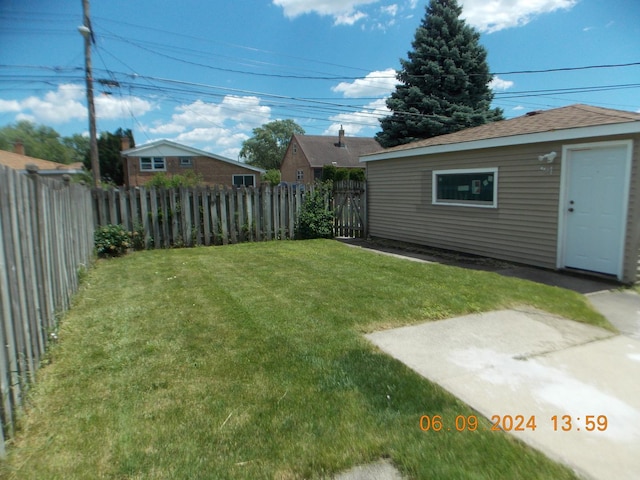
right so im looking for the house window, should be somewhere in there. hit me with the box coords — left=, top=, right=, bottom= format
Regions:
left=293, top=143, right=297, bottom=154
left=180, top=156, right=193, bottom=167
left=296, top=169, right=304, bottom=181
left=140, top=157, right=166, bottom=171
left=233, top=174, right=255, bottom=187
left=432, top=168, right=498, bottom=208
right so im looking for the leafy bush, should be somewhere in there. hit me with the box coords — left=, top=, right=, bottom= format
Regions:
left=130, top=223, right=146, bottom=251
left=321, top=165, right=365, bottom=182
left=295, top=185, right=334, bottom=240
left=94, top=224, right=131, bottom=258
left=262, top=169, right=281, bottom=186
left=145, top=171, right=203, bottom=188
left=348, top=168, right=366, bottom=182
left=321, top=164, right=337, bottom=182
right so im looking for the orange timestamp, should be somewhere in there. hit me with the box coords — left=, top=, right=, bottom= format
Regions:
left=419, top=414, right=608, bottom=432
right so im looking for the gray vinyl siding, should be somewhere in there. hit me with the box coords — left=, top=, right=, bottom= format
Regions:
left=368, top=134, right=640, bottom=282
left=622, top=134, right=640, bottom=283
left=367, top=142, right=563, bottom=269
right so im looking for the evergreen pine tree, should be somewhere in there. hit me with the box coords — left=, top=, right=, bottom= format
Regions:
left=376, top=0, right=503, bottom=148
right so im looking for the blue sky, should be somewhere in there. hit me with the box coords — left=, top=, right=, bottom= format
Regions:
left=1, top=0, right=639, bottom=159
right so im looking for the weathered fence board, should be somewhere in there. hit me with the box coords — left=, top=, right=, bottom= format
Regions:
left=91, top=182, right=366, bottom=248
left=0, top=165, right=94, bottom=454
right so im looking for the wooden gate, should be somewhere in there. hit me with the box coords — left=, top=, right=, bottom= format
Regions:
left=332, top=180, right=366, bottom=238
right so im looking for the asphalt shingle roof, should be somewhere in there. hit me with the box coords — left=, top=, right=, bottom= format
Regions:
left=0, top=149, right=83, bottom=172
left=293, top=134, right=381, bottom=167
left=381, top=104, right=640, bottom=154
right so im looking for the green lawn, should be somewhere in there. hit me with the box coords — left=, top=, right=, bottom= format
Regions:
left=1, top=240, right=608, bottom=479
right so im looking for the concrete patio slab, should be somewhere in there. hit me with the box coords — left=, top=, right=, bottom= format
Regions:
left=365, top=309, right=640, bottom=480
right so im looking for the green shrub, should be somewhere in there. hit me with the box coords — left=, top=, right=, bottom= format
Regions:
left=145, top=171, right=203, bottom=188
left=321, top=165, right=365, bottom=182
left=94, top=224, right=131, bottom=258
left=348, top=169, right=366, bottom=182
left=262, top=169, right=281, bottom=186
left=130, top=223, right=146, bottom=251
left=321, top=164, right=337, bottom=182
left=295, top=185, right=334, bottom=240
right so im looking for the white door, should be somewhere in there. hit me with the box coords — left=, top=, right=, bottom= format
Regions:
left=561, top=143, right=629, bottom=277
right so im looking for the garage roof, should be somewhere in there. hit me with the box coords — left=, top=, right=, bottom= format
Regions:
left=361, top=104, right=640, bottom=162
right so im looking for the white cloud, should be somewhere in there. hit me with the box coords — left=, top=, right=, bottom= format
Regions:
left=488, top=76, right=514, bottom=91
left=334, top=10, right=368, bottom=25
left=461, top=0, right=578, bottom=33
left=332, top=68, right=398, bottom=97
left=323, top=97, right=389, bottom=136
left=175, top=128, right=249, bottom=160
left=145, top=96, right=272, bottom=160
left=148, top=123, right=185, bottom=135
left=20, top=84, right=86, bottom=123
left=273, top=0, right=378, bottom=25
left=0, top=99, right=21, bottom=112
left=95, top=94, right=152, bottom=120
left=0, top=83, right=151, bottom=125
left=165, top=97, right=270, bottom=132
left=381, top=4, right=398, bottom=16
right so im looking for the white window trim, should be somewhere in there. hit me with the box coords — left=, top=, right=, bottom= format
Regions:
left=432, top=167, right=498, bottom=208
left=296, top=169, right=304, bottom=181
left=180, top=156, right=193, bottom=167
left=140, top=156, right=166, bottom=172
left=232, top=174, right=256, bottom=187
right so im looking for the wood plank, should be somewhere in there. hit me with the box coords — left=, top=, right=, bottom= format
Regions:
left=149, top=188, right=160, bottom=248
left=228, top=187, right=237, bottom=244
left=192, top=187, right=202, bottom=246
left=237, top=187, right=245, bottom=242
left=211, top=186, right=220, bottom=245
left=169, top=189, right=179, bottom=246
left=252, top=186, right=261, bottom=241
left=181, top=188, right=192, bottom=247
left=118, top=187, right=129, bottom=231
left=202, top=187, right=211, bottom=246
left=160, top=189, right=170, bottom=248
left=139, top=187, right=151, bottom=249
left=219, top=187, right=229, bottom=245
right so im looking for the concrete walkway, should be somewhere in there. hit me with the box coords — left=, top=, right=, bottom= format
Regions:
left=339, top=240, right=640, bottom=479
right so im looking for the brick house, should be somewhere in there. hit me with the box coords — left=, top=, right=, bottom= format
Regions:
left=121, top=139, right=265, bottom=187
left=280, top=128, right=381, bottom=183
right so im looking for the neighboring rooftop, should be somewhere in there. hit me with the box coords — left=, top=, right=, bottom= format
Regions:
left=362, top=104, right=640, bottom=161
left=293, top=132, right=381, bottom=168
left=121, top=138, right=265, bottom=173
left=0, top=148, right=84, bottom=175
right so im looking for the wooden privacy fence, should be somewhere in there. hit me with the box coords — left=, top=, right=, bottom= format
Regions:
left=92, top=180, right=366, bottom=247
left=0, top=165, right=94, bottom=454
left=333, top=180, right=366, bottom=238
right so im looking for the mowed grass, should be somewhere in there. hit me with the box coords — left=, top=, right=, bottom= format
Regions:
left=1, top=240, right=607, bottom=479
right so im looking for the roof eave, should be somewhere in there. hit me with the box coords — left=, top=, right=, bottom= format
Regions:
left=122, top=139, right=265, bottom=173
left=360, top=122, right=640, bottom=162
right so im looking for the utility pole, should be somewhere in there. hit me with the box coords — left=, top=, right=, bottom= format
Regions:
left=80, top=0, right=100, bottom=187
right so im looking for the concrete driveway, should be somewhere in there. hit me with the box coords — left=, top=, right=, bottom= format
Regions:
left=365, top=305, right=640, bottom=480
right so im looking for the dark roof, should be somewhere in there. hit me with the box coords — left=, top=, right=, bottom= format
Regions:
left=378, top=104, right=640, bottom=154
left=293, top=134, right=381, bottom=168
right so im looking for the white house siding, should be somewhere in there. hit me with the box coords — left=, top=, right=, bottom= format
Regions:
left=367, top=142, right=571, bottom=270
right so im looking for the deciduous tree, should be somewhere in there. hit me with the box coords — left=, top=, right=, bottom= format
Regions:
left=239, top=119, right=304, bottom=170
